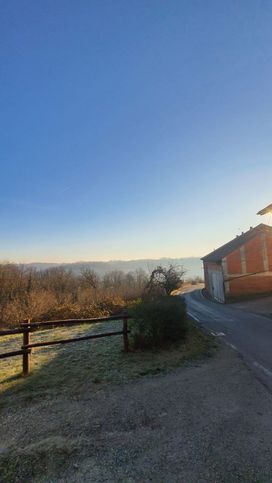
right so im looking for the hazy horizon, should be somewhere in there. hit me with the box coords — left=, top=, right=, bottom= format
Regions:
left=2, top=255, right=202, bottom=265
left=2, top=220, right=271, bottom=264
left=14, top=256, right=204, bottom=279
left=0, top=250, right=206, bottom=264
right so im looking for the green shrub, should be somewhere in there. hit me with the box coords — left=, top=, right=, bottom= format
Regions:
left=129, top=296, right=187, bottom=349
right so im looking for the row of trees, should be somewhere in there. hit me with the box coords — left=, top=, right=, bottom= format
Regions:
left=0, top=264, right=148, bottom=327
left=0, top=263, right=186, bottom=327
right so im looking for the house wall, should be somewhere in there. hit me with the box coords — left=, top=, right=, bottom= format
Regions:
left=229, top=273, right=272, bottom=296
left=224, top=231, right=272, bottom=298
left=203, top=262, right=225, bottom=303
left=226, top=248, right=242, bottom=274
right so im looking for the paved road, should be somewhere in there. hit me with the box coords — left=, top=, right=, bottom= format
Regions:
left=183, top=288, right=272, bottom=390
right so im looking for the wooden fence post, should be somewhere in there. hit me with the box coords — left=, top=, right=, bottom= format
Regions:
left=123, top=314, right=129, bottom=352
left=22, top=318, right=31, bottom=376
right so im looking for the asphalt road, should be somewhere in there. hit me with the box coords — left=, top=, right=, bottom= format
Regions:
left=184, top=288, right=272, bottom=390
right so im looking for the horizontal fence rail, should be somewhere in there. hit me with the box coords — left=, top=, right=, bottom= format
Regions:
left=0, top=349, right=31, bottom=360
left=0, top=313, right=131, bottom=377
left=20, top=314, right=129, bottom=331
left=0, top=328, right=26, bottom=336
left=24, top=330, right=126, bottom=349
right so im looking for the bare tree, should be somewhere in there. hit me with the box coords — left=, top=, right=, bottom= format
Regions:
left=80, top=268, right=99, bottom=290
left=0, top=262, right=151, bottom=327
left=144, top=264, right=185, bottom=299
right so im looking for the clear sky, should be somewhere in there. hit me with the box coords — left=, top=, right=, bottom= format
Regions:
left=1, top=1, right=272, bottom=263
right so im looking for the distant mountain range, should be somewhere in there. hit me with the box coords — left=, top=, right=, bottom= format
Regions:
left=24, top=257, right=203, bottom=279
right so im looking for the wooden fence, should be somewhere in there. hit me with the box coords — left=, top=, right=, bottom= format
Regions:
left=0, top=313, right=131, bottom=377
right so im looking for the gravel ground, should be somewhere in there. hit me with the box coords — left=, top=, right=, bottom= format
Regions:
left=1, top=344, right=272, bottom=482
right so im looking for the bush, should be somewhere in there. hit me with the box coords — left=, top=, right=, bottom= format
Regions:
left=129, top=296, right=187, bottom=349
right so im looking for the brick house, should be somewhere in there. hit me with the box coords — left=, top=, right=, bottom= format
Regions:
left=202, top=224, right=272, bottom=303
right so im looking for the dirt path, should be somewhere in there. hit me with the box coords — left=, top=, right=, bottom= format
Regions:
left=1, top=343, right=272, bottom=482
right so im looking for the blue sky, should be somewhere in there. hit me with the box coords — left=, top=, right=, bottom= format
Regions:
left=1, top=1, right=272, bottom=262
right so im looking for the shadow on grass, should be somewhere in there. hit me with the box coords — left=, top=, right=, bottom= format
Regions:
left=2, top=374, right=21, bottom=384
left=0, top=319, right=216, bottom=409
left=0, top=320, right=217, bottom=483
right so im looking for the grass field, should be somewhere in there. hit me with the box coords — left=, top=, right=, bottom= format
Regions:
left=0, top=319, right=216, bottom=482
left=0, top=318, right=215, bottom=407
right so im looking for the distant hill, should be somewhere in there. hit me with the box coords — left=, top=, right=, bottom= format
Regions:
left=24, top=257, right=203, bottom=279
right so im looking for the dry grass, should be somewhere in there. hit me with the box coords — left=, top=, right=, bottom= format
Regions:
left=0, top=320, right=216, bottom=482
left=0, top=436, right=78, bottom=483
left=0, top=319, right=215, bottom=408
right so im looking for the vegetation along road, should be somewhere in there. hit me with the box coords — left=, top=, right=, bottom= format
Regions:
left=184, top=289, right=272, bottom=391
